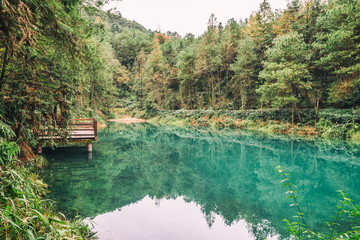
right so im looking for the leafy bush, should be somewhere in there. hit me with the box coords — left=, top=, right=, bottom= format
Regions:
left=141, top=108, right=360, bottom=139
left=144, top=101, right=158, bottom=118
left=278, top=167, right=360, bottom=240
left=318, top=109, right=360, bottom=124
left=0, top=120, right=95, bottom=239
left=0, top=141, right=20, bottom=165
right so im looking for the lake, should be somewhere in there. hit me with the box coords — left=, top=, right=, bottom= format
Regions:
left=42, top=123, right=360, bottom=240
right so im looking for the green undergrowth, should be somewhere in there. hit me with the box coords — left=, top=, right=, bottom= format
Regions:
left=278, top=167, right=360, bottom=239
left=126, top=107, right=360, bottom=142
left=0, top=125, right=95, bottom=239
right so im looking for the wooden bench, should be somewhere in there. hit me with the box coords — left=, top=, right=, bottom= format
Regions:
left=37, top=118, right=98, bottom=154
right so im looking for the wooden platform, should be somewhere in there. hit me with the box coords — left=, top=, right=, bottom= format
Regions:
left=37, top=118, right=98, bottom=153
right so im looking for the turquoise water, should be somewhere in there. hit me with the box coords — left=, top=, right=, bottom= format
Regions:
left=42, top=123, right=360, bottom=239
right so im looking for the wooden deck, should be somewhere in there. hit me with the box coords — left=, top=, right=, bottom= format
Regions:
left=37, top=118, right=98, bottom=153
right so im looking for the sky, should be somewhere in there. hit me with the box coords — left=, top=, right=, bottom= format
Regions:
left=106, top=0, right=289, bottom=37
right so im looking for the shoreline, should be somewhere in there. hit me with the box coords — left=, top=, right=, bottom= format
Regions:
left=117, top=108, right=360, bottom=144
left=107, top=115, right=146, bottom=124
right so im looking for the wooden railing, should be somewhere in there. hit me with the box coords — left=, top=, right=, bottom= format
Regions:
left=37, top=118, right=97, bottom=153
left=69, top=118, right=98, bottom=140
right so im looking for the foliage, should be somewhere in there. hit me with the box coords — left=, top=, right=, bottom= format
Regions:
left=110, top=0, right=360, bottom=128
left=1, top=0, right=360, bottom=235
left=132, top=108, right=360, bottom=139
left=317, top=0, right=360, bottom=107
left=0, top=0, right=126, bottom=152
left=44, top=124, right=360, bottom=239
left=257, top=31, right=311, bottom=123
left=0, top=121, right=94, bottom=239
left=230, top=36, right=257, bottom=109
left=277, top=167, right=360, bottom=239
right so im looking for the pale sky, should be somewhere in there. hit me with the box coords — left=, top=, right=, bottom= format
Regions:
left=106, top=0, right=288, bottom=37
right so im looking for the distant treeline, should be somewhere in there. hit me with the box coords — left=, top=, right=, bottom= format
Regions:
left=108, top=0, right=360, bottom=124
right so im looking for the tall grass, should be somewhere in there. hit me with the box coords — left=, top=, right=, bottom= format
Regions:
left=277, top=166, right=360, bottom=239
left=0, top=122, right=95, bottom=239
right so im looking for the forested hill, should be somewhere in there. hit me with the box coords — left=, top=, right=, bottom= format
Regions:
left=107, top=12, right=150, bottom=33
left=1, top=0, right=360, bottom=155
left=104, top=0, right=360, bottom=116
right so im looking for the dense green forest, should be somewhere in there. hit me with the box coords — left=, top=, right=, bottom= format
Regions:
left=1, top=0, right=360, bottom=238
left=111, top=0, right=360, bottom=114
left=1, top=0, right=360, bottom=151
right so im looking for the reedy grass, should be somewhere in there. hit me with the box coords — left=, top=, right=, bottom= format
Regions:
left=0, top=138, right=95, bottom=239
left=277, top=166, right=360, bottom=240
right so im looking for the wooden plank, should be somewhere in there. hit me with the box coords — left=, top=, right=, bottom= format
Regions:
left=40, top=136, right=95, bottom=140
left=70, top=134, right=96, bottom=136
left=70, top=130, right=95, bottom=134
left=39, top=118, right=98, bottom=143
left=53, top=139, right=95, bottom=144
left=68, top=136, right=96, bottom=139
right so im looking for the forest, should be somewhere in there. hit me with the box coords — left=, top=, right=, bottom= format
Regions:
left=1, top=0, right=360, bottom=152
left=0, top=0, right=360, bottom=238
left=113, top=0, right=360, bottom=114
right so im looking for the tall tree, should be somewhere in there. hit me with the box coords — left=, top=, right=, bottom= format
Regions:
left=0, top=0, right=86, bottom=152
left=177, top=43, right=197, bottom=108
left=243, top=0, right=275, bottom=89
left=142, top=35, right=170, bottom=107
left=195, top=14, right=222, bottom=106
left=230, top=37, right=257, bottom=109
left=257, top=32, right=311, bottom=123
left=317, top=0, right=360, bottom=107
left=220, top=19, right=243, bottom=106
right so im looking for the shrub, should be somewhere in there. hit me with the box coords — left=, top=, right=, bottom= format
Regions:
left=278, top=167, right=360, bottom=240
left=144, top=101, right=158, bottom=118
left=0, top=120, right=95, bottom=239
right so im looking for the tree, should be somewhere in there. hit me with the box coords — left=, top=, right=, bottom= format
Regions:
left=0, top=0, right=87, bottom=154
left=243, top=0, right=275, bottom=99
left=111, top=28, right=153, bottom=68
left=0, top=1, right=122, bottom=156
left=195, top=14, right=222, bottom=106
left=317, top=0, right=360, bottom=107
left=220, top=19, right=243, bottom=107
left=257, top=32, right=311, bottom=123
left=142, top=36, right=169, bottom=108
left=177, top=44, right=197, bottom=108
left=230, top=37, right=257, bottom=109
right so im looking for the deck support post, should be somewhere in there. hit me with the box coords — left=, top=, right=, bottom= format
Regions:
left=87, top=142, right=93, bottom=152
left=37, top=144, right=43, bottom=154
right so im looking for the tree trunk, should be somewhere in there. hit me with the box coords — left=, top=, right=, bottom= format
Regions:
left=294, top=102, right=303, bottom=124
left=314, top=97, right=319, bottom=129
left=211, top=76, right=215, bottom=106
left=240, top=80, right=246, bottom=109
left=0, top=44, right=9, bottom=90
left=188, top=82, right=193, bottom=109
left=217, top=70, right=221, bottom=105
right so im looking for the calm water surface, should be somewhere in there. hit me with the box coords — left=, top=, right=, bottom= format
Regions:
left=42, top=123, right=360, bottom=240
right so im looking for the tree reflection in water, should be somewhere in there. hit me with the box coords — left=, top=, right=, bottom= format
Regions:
left=43, top=123, right=360, bottom=240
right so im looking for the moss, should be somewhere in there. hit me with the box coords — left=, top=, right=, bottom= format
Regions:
left=350, top=131, right=360, bottom=142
